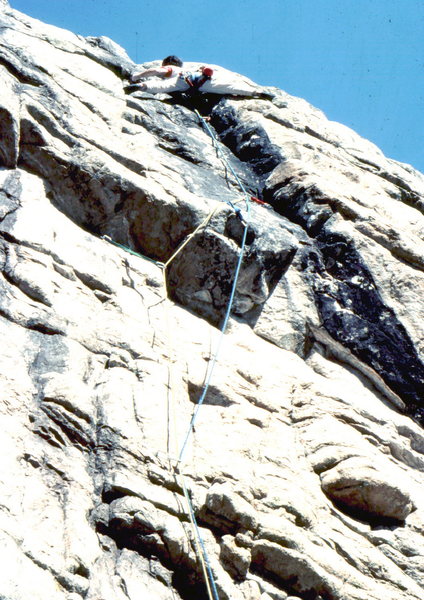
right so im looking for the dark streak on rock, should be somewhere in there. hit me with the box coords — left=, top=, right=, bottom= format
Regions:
left=303, top=235, right=424, bottom=421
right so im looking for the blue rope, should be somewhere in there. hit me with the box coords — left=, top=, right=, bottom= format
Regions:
left=172, top=110, right=252, bottom=600
left=177, top=213, right=250, bottom=463
left=103, top=108, right=252, bottom=599
left=177, top=200, right=251, bottom=600
left=177, top=110, right=252, bottom=464
left=181, top=480, right=220, bottom=600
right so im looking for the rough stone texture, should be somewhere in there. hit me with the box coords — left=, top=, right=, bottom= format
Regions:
left=0, top=6, right=424, bottom=600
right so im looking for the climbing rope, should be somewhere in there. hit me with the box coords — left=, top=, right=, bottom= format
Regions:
left=163, top=206, right=220, bottom=271
left=100, top=235, right=165, bottom=268
left=176, top=109, right=252, bottom=463
left=160, top=200, right=244, bottom=600
left=162, top=209, right=250, bottom=600
left=160, top=205, right=219, bottom=458
left=172, top=215, right=250, bottom=600
left=102, top=107, right=253, bottom=600
left=194, top=109, right=251, bottom=212
left=181, top=477, right=220, bottom=600
left=176, top=217, right=250, bottom=463
left=169, top=109, right=252, bottom=600
left=102, top=225, right=222, bottom=600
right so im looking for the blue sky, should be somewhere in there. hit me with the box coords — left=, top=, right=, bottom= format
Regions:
left=10, top=0, right=424, bottom=173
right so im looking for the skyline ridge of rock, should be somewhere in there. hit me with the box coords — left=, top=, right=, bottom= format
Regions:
left=1, top=5, right=424, bottom=600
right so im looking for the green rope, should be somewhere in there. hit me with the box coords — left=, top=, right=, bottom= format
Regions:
left=101, top=235, right=165, bottom=268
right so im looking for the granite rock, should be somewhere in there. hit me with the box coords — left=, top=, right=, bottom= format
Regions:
left=0, top=6, right=424, bottom=600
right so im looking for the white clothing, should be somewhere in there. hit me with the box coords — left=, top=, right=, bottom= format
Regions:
left=133, top=67, right=259, bottom=96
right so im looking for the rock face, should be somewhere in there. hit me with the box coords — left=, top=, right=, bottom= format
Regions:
left=1, top=5, right=424, bottom=600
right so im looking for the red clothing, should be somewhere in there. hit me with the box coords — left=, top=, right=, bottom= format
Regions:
left=160, top=66, right=179, bottom=77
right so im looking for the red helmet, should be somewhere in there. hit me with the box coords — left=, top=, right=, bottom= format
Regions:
left=202, top=67, right=214, bottom=78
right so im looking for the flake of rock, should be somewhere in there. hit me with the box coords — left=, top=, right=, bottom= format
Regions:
left=320, top=456, right=415, bottom=521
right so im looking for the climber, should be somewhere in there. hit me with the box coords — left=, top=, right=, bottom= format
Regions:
left=128, top=55, right=273, bottom=98
left=130, top=54, right=213, bottom=95
left=130, top=55, right=184, bottom=86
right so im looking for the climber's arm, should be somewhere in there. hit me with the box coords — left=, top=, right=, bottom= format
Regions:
left=130, top=66, right=173, bottom=83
